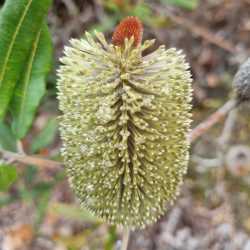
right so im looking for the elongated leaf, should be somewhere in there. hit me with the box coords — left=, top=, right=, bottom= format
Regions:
left=35, top=187, right=51, bottom=228
left=0, top=122, right=16, bottom=151
left=0, top=165, right=17, bottom=191
left=31, top=118, right=58, bottom=153
left=161, top=0, right=199, bottom=10
left=11, top=24, right=53, bottom=139
left=0, top=0, right=52, bottom=119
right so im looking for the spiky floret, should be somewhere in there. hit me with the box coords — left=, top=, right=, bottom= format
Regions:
left=57, top=31, right=192, bottom=229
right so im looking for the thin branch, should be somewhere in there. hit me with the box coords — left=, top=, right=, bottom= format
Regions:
left=217, top=108, right=238, bottom=149
left=0, top=149, right=62, bottom=170
left=61, top=0, right=79, bottom=17
left=191, top=155, right=222, bottom=169
left=166, top=13, right=236, bottom=54
left=189, top=99, right=238, bottom=143
left=121, top=228, right=130, bottom=250
left=17, top=140, right=25, bottom=155
left=149, top=3, right=237, bottom=54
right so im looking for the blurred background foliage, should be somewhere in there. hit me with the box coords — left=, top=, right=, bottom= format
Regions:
left=0, top=0, right=250, bottom=249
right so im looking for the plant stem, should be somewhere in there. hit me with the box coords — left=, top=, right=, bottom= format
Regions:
left=17, top=140, right=25, bottom=154
left=121, top=228, right=130, bottom=250
left=0, top=149, right=61, bottom=170
left=189, top=99, right=238, bottom=143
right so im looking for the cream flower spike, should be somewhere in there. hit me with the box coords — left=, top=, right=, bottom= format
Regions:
left=57, top=16, right=192, bottom=229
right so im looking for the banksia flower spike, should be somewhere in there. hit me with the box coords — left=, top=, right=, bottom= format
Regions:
left=233, top=58, right=250, bottom=102
left=57, top=16, right=192, bottom=229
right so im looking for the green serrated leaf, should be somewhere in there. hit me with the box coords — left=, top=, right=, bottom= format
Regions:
left=31, top=118, right=58, bottom=153
left=11, top=24, right=53, bottom=139
left=0, top=165, right=17, bottom=191
left=161, top=0, right=199, bottom=10
left=0, top=122, right=16, bottom=151
left=0, top=0, right=52, bottom=119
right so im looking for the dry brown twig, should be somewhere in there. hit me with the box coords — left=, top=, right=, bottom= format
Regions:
left=149, top=3, right=237, bottom=54
left=189, top=99, right=238, bottom=143
left=0, top=149, right=62, bottom=170
left=166, top=14, right=237, bottom=54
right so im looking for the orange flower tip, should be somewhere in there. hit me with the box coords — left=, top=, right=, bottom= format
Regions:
left=112, top=16, right=143, bottom=47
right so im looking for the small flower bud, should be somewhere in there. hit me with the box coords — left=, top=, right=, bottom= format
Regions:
left=57, top=17, right=192, bottom=229
left=112, top=16, right=143, bottom=47
left=233, top=58, right=250, bottom=102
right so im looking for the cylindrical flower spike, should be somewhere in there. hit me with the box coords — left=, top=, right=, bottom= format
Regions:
left=57, top=17, right=192, bottom=229
left=233, top=58, right=250, bottom=102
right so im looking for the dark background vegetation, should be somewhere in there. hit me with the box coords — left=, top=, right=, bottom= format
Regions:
left=0, top=0, right=250, bottom=249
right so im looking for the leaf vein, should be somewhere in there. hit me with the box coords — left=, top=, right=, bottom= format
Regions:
left=0, top=0, right=34, bottom=84
left=17, top=28, right=42, bottom=125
